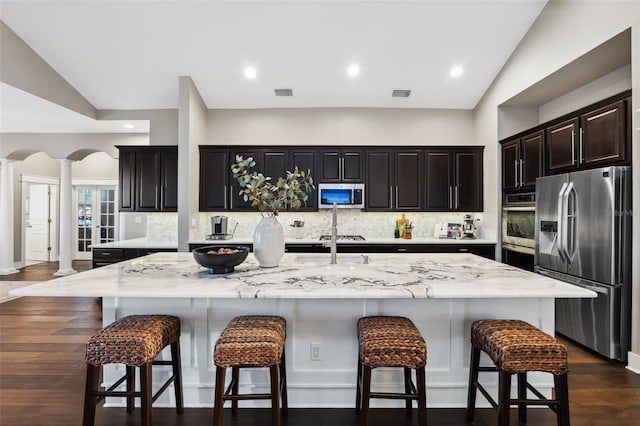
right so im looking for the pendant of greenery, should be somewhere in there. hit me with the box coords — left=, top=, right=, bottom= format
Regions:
left=231, top=155, right=315, bottom=217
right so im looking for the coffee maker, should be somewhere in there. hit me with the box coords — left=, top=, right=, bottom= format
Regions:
left=462, top=214, right=476, bottom=239
left=207, top=216, right=231, bottom=240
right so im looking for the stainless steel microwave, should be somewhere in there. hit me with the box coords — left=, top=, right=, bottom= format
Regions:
left=318, top=183, right=365, bottom=209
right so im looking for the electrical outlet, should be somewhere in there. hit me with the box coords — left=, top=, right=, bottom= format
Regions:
left=310, top=343, right=322, bottom=361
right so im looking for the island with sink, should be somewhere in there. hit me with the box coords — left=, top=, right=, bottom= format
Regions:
left=12, top=251, right=594, bottom=409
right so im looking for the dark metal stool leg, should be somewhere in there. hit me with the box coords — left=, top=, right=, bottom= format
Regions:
left=355, top=358, right=363, bottom=414
left=416, top=365, right=427, bottom=426
left=360, top=365, right=372, bottom=426
left=280, top=348, right=288, bottom=417
left=404, top=367, right=413, bottom=416
left=466, top=346, right=480, bottom=423
left=270, top=364, right=281, bottom=426
left=126, top=366, right=135, bottom=413
left=555, top=373, right=570, bottom=426
left=498, top=371, right=511, bottom=426
left=82, top=364, right=100, bottom=426
left=140, top=362, right=153, bottom=426
left=171, top=341, right=184, bottom=414
left=231, top=366, right=240, bottom=418
left=517, top=372, right=527, bottom=424
left=213, top=366, right=226, bottom=426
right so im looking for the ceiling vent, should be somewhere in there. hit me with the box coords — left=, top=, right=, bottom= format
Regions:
left=274, top=88, right=293, bottom=97
left=392, top=89, right=411, bottom=98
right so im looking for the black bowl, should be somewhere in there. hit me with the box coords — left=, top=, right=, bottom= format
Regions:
left=192, top=245, right=250, bottom=274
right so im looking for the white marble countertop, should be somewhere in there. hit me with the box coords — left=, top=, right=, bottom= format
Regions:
left=12, top=252, right=593, bottom=300
left=90, top=236, right=496, bottom=250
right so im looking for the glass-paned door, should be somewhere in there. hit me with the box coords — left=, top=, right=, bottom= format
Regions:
left=75, top=186, right=117, bottom=259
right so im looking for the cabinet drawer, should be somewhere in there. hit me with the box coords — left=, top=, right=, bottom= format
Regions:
left=92, top=249, right=125, bottom=259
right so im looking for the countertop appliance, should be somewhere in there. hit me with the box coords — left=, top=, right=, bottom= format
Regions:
left=207, top=216, right=236, bottom=240
left=535, top=166, right=631, bottom=361
left=318, top=183, right=364, bottom=209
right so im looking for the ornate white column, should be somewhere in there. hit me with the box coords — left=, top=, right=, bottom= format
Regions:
left=54, top=159, right=76, bottom=276
left=0, top=158, right=19, bottom=275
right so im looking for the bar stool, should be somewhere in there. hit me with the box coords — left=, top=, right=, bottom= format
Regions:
left=213, top=315, right=288, bottom=426
left=82, top=314, right=184, bottom=426
left=356, top=316, right=428, bottom=426
left=466, top=319, right=570, bottom=426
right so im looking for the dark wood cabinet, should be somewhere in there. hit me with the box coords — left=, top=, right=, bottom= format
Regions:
left=424, top=148, right=483, bottom=212
left=365, top=149, right=422, bottom=211
left=502, top=130, right=543, bottom=190
left=118, top=146, right=178, bottom=212
left=319, top=149, right=363, bottom=182
left=545, top=97, right=629, bottom=174
left=199, top=148, right=228, bottom=211
left=229, top=149, right=261, bottom=210
left=580, top=99, right=627, bottom=167
left=92, top=247, right=177, bottom=268
left=546, top=118, right=579, bottom=173
left=289, top=150, right=317, bottom=211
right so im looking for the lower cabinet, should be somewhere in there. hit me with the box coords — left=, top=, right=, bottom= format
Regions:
left=92, top=248, right=177, bottom=268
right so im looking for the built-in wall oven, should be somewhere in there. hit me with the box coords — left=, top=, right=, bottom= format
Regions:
left=502, top=192, right=535, bottom=271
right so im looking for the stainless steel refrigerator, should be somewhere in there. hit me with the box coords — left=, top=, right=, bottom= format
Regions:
left=535, top=166, right=632, bottom=361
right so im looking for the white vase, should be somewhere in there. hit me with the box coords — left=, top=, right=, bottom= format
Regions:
left=253, top=216, right=285, bottom=268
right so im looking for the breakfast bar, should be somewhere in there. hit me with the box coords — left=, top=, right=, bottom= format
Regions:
left=11, top=252, right=594, bottom=409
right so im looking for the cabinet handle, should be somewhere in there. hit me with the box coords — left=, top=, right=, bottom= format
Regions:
left=449, top=186, right=453, bottom=209
left=395, top=186, right=399, bottom=209
left=519, top=159, right=524, bottom=186
left=230, top=185, right=234, bottom=209
left=579, top=128, right=584, bottom=164
left=224, top=185, right=227, bottom=210
left=458, top=248, right=469, bottom=252
left=389, top=186, right=393, bottom=208
left=397, top=248, right=408, bottom=252
left=340, top=157, right=344, bottom=180
left=571, top=130, right=575, bottom=164
left=514, top=160, right=518, bottom=187
left=455, top=186, right=459, bottom=210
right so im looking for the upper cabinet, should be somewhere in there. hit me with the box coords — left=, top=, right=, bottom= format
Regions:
left=199, top=148, right=228, bottom=211
left=289, top=150, right=317, bottom=211
left=118, top=146, right=178, bottom=212
left=365, top=149, right=422, bottom=211
left=545, top=97, right=629, bottom=174
left=319, top=149, right=363, bottom=182
left=424, top=148, right=483, bottom=212
left=502, top=130, right=544, bottom=190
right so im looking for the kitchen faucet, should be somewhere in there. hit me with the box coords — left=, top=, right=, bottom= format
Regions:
left=330, top=203, right=337, bottom=264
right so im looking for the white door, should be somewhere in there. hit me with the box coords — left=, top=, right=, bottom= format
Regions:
left=75, top=186, right=117, bottom=259
left=26, top=184, right=51, bottom=262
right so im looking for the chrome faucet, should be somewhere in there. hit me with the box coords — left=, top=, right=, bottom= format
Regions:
left=330, top=203, right=338, bottom=264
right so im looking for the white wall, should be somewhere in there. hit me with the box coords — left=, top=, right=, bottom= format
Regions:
left=207, top=108, right=475, bottom=147
left=474, top=0, right=639, bottom=360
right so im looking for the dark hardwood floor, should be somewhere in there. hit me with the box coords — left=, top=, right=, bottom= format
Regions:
left=1, top=261, right=639, bottom=425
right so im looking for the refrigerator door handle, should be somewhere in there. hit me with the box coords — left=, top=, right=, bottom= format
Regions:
left=557, top=182, right=568, bottom=262
left=560, top=182, right=573, bottom=263
left=565, top=182, right=577, bottom=260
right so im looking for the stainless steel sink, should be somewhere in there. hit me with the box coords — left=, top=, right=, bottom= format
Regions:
left=294, top=254, right=370, bottom=265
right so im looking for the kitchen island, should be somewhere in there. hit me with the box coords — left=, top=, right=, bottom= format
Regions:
left=12, top=252, right=593, bottom=408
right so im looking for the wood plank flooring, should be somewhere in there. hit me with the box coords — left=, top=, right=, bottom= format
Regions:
left=1, top=261, right=639, bottom=425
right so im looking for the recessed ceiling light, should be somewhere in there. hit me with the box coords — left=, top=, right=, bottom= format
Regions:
left=123, top=123, right=134, bottom=129
left=244, top=66, right=257, bottom=79
left=450, top=65, right=464, bottom=78
left=347, top=65, right=360, bottom=78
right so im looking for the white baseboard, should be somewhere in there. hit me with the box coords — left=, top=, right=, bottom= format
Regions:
left=626, top=351, right=640, bottom=374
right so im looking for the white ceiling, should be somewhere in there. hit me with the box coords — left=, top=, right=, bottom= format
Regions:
left=0, top=0, right=548, bottom=133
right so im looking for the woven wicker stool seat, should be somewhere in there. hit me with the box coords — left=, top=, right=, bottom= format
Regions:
left=213, top=315, right=288, bottom=426
left=83, top=315, right=184, bottom=426
left=467, top=319, right=570, bottom=426
left=356, top=316, right=427, bottom=426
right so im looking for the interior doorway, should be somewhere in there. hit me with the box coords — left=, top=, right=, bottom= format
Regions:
left=74, top=184, right=118, bottom=260
left=21, top=176, right=59, bottom=266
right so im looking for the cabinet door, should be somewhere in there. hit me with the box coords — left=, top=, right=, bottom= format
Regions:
left=365, top=151, right=392, bottom=210
left=199, top=148, right=228, bottom=211
left=118, top=149, right=136, bottom=211
left=501, top=139, right=519, bottom=190
left=229, top=149, right=261, bottom=210
left=160, top=148, right=178, bottom=211
left=395, top=150, right=422, bottom=210
left=319, top=150, right=341, bottom=182
left=262, top=150, right=288, bottom=183
left=580, top=100, right=626, bottom=167
left=342, top=150, right=363, bottom=182
left=521, top=131, right=544, bottom=187
left=546, top=118, right=578, bottom=173
left=290, top=150, right=317, bottom=211
left=135, top=150, right=161, bottom=211
left=454, top=150, right=483, bottom=211
left=424, top=150, right=452, bottom=210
